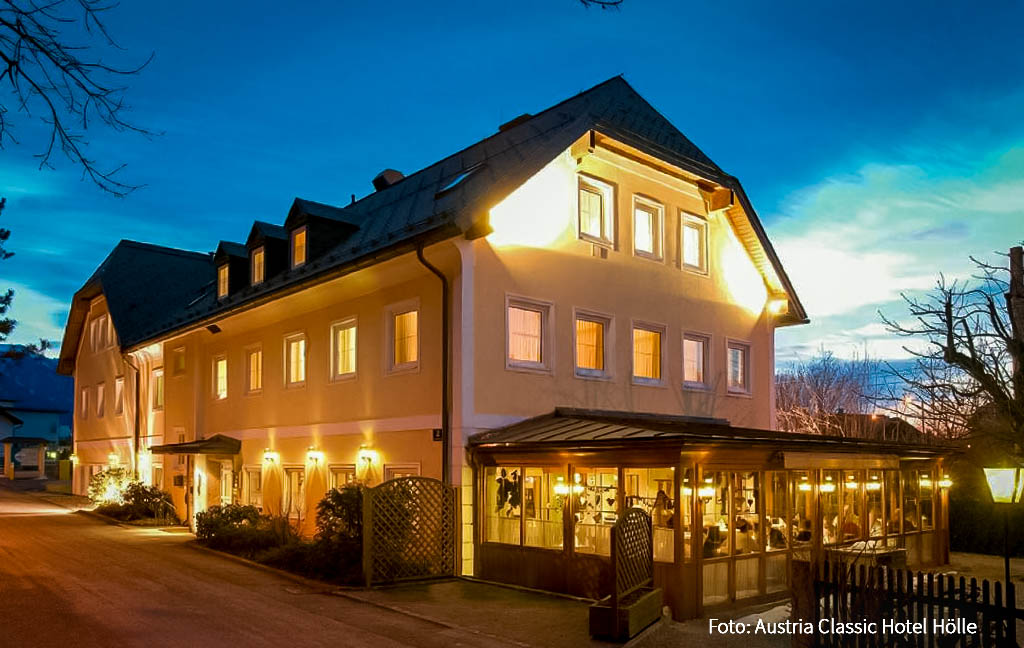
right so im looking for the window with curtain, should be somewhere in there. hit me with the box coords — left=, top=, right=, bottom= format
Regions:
left=523, top=466, right=564, bottom=550
left=152, top=369, right=164, bottom=410
left=114, top=377, right=124, bottom=415
left=217, top=264, right=229, bottom=298
left=508, top=305, right=543, bottom=367
left=213, top=356, right=228, bottom=400
left=291, top=227, right=307, bottom=267
left=285, top=468, right=304, bottom=517
left=332, top=320, right=357, bottom=377
left=95, top=383, right=104, bottom=418
left=633, top=198, right=662, bottom=258
left=575, top=316, right=606, bottom=375
left=727, top=341, right=750, bottom=393
left=251, top=247, right=265, bottom=285
left=246, top=469, right=262, bottom=507
left=286, top=335, right=306, bottom=385
left=393, top=310, right=418, bottom=367
left=578, top=175, right=613, bottom=245
left=632, top=326, right=661, bottom=382
left=246, top=348, right=262, bottom=393
left=683, top=334, right=708, bottom=387
left=681, top=214, right=708, bottom=273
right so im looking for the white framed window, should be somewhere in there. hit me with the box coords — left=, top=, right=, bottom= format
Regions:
left=384, top=463, right=421, bottom=480
left=574, top=309, right=613, bottom=379
left=683, top=333, right=710, bottom=389
left=217, top=264, right=229, bottom=299
left=151, top=369, right=164, bottom=411
left=114, top=376, right=124, bottom=415
left=577, top=174, right=614, bottom=247
left=95, top=382, right=105, bottom=418
left=681, top=213, right=709, bottom=274
left=291, top=226, right=307, bottom=268
left=631, top=322, right=664, bottom=385
left=506, top=295, right=552, bottom=372
left=727, top=339, right=752, bottom=395
left=330, top=464, right=357, bottom=489
left=90, top=315, right=113, bottom=352
left=245, top=467, right=262, bottom=508
left=251, top=246, right=265, bottom=285
left=632, top=196, right=663, bottom=260
left=171, top=347, right=186, bottom=376
left=246, top=346, right=263, bottom=394
left=153, top=464, right=163, bottom=489
left=175, top=430, right=185, bottom=466
left=79, top=387, right=89, bottom=419
left=330, top=318, right=357, bottom=380
left=284, top=467, right=304, bottom=517
left=386, top=301, right=419, bottom=373
left=213, top=355, right=228, bottom=400
left=284, top=333, right=307, bottom=386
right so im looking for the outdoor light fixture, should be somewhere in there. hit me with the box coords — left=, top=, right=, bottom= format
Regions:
left=262, top=449, right=279, bottom=464
left=107, top=452, right=120, bottom=467
left=306, top=447, right=324, bottom=464
left=984, top=465, right=1023, bottom=585
left=767, top=296, right=788, bottom=315
left=938, top=475, right=953, bottom=489
left=820, top=476, right=836, bottom=493
left=69, top=453, right=78, bottom=464
left=357, top=446, right=377, bottom=465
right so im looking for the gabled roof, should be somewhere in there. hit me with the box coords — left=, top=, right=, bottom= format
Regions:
left=287, top=197, right=360, bottom=226
left=0, top=407, right=23, bottom=426
left=215, top=241, right=247, bottom=260
left=246, top=221, right=287, bottom=247
left=57, top=241, right=214, bottom=374
left=60, top=76, right=808, bottom=367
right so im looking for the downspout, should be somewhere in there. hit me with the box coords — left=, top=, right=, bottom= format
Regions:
left=416, top=244, right=451, bottom=486
left=123, top=353, right=142, bottom=480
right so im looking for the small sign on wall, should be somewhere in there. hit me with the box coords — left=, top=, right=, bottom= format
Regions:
left=432, top=428, right=443, bottom=442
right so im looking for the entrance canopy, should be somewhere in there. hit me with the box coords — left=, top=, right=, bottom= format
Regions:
left=150, top=434, right=241, bottom=455
left=0, top=436, right=48, bottom=446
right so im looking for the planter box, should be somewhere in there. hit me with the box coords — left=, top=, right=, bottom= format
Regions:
left=588, top=587, right=663, bottom=641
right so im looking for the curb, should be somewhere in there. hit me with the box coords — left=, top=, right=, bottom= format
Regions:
left=185, top=542, right=342, bottom=593
left=75, top=508, right=125, bottom=526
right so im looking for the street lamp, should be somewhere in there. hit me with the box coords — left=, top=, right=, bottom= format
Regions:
left=983, top=466, right=1023, bottom=585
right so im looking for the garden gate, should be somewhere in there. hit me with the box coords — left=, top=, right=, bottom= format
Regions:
left=361, top=476, right=456, bottom=586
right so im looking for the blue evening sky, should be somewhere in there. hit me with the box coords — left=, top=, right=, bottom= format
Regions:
left=2, top=0, right=1023, bottom=363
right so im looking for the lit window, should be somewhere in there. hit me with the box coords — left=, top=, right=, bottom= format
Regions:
left=682, top=214, right=708, bottom=273
left=172, top=347, right=186, bottom=376
left=80, top=388, right=88, bottom=419
left=285, top=468, right=304, bottom=517
left=245, top=468, right=262, bottom=508
left=246, top=347, right=263, bottom=393
left=152, top=369, right=165, bottom=410
left=285, top=334, right=306, bottom=385
left=578, top=176, right=613, bottom=246
left=575, top=314, right=609, bottom=376
left=291, top=227, right=307, bottom=268
left=633, top=198, right=663, bottom=259
left=727, top=341, right=751, bottom=393
left=331, top=319, right=357, bottom=378
left=392, top=310, right=418, bottom=369
left=217, top=265, right=229, bottom=299
left=251, top=247, right=265, bottom=285
left=114, top=377, right=124, bottom=415
left=213, top=356, right=228, bottom=400
left=96, top=383, right=105, bottom=418
left=508, top=305, right=543, bottom=367
left=632, top=326, right=662, bottom=382
left=683, top=334, right=709, bottom=387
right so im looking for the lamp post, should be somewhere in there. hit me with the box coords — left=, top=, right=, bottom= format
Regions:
left=983, top=466, right=1023, bottom=586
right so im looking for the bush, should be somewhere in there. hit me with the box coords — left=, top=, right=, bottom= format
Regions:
left=195, top=504, right=298, bottom=557
left=316, top=485, right=363, bottom=544
left=87, top=466, right=133, bottom=504
left=258, top=538, right=361, bottom=583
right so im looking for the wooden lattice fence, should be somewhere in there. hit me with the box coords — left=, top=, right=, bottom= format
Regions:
left=361, top=476, right=456, bottom=586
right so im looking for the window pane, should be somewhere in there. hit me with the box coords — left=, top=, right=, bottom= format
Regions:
left=728, top=345, right=747, bottom=390
left=867, top=470, right=883, bottom=538
left=683, top=221, right=705, bottom=269
left=252, top=249, right=265, bottom=284
left=634, top=205, right=655, bottom=254
left=217, top=265, right=229, bottom=298
left=248, top=349, right=262, bottom=391
left=508, top=307, right=542, bottom=364
left=632, top=328, right=660, bottom=380
left=701, top=471, right=729, bottom=557
left=575, top=318, right=604, bottom=371
left=791, top=471, right=814, bottom=556
left=822, top=470, right=840, bottom=544
left=918, top=469, right=934, bottom=531
left=680, top=468, right=693, bottom=561
left=485, top=466, right=522, bottom=545
left=335, top=324, right=357, bottom=375
left=885, top=469, right=901, bottom=536
left=841, top=470, right=863, bottom=543
left=394, top=311, right=418, bottom=366
left=733, top=471, right=761, bottom=555
left=288, top=338, right=306, bottom=383
left=579, top=186, right=604, bottom=239
left=524, top=467, right=564, bottom=549
left=215, top=358, right=227, bottom=399
left=574, top=467, right=617, bottom=556
left=766, top=472, right=787, bottom=551
left=902, top=468, right=920, bottom=532
left=624, top=467, right=674, bottom=562
left=293, top=229, right=306, bottom=266
left=684, top=337, right=705, bottom=384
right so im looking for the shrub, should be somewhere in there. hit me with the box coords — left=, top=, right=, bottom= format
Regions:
left=195, top=504, right=297, bottom=557
left=316, top=485, right=363, bottom=544
left=87, top=466, right=133, bottom=504
left=122, top=482, right=177, bottom=522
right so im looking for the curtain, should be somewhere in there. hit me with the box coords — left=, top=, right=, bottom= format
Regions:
left=394, top=311, right=418, bottom=364
left=576, top=319, right=603, bottom=370
left=509, top=307, right=541, bottom=363
left=684, top=338, right=704, bottom=383
left=633, top=328, right=660, bottom=379
left=579, top=186, right=603, bottom=238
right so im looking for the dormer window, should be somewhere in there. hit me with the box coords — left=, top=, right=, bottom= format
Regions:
left=251, top=247, right=265, bottom=285
left=217, top=264, right=229, bottom=299
left=291, top=227, right=307, bottom=268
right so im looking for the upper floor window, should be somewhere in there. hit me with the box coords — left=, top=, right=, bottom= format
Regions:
left=575, top=311, right=611, bottom=378
left=331, top=319, right=357, bottom=379
left=213, top=355, right=228, bottom=400
left=633, top=197, right=663, bottom=260
left=285, top=333, right=307, bottom=386
left=251, top=246, right=265, bottom=285
left=507, top=297, right=550, bottom=371
left=683, top=333, right=709, bottom=389
left=171, top=347, right=186, bottom=376
left=152, top=369, right=165, bottom=411
left=217, top=265, right=230, bottom=299
left=291, top=227, right=307, bottom=268
left=96, top=382, right=105, bottom=418
left=114, top=377, right=124, bottom=415
left=681, top=213, right=708, bottom=274
left=89, top=314, right=114, bottom=352
left=727, top=340, right=751, bottom=394
left=632, top=324, right=663, bottom=384
left=391, top=309, right=419, bottom=371
left=79, top=387, right=89, bottom=419
left=578, top=175, right=614, bottom=247
left=246, top=347, right=263, bottom=393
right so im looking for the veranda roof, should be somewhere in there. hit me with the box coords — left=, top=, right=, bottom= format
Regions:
left=150, top=434, right=241, bottom=455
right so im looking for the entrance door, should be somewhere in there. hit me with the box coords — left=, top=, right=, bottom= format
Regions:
left=220, top=462, right=233, bottom=505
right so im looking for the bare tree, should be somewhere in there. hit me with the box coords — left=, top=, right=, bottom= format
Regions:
left=776, top=350, right=879, bottom=435
left=0, top=0, right=152, bottom=196
left=579, top=0, right=623, bottom=7
left=879, top=246, right=1024, bottom=444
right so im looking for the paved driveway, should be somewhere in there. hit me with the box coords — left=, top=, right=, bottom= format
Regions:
left=0, top=486, right=520, bottom=647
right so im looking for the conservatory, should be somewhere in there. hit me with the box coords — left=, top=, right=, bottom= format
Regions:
left=468, top=409, right=955, bottom=621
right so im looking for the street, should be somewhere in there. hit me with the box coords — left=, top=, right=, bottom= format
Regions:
left=0, top=486, right=510, bottom=648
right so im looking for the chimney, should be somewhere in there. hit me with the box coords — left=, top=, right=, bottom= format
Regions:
left=372, top=169, right=405, bottom=192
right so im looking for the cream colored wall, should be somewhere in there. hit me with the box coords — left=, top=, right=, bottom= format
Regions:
left=475, top=147, right=777, bottom=429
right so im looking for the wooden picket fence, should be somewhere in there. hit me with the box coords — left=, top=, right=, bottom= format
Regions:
left=814, top=562, right=1023, bottom=648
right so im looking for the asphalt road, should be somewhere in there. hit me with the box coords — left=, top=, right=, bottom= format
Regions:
left=0, top=487, right=509, bottom=648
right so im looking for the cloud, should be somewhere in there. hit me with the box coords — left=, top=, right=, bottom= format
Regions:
left=771, top=146, right=1024, bottom=362
left=3, top=281, right=68, bottom=354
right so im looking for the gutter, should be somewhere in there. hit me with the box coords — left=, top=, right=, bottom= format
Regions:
left=416, top=244, right=451, bottom=486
